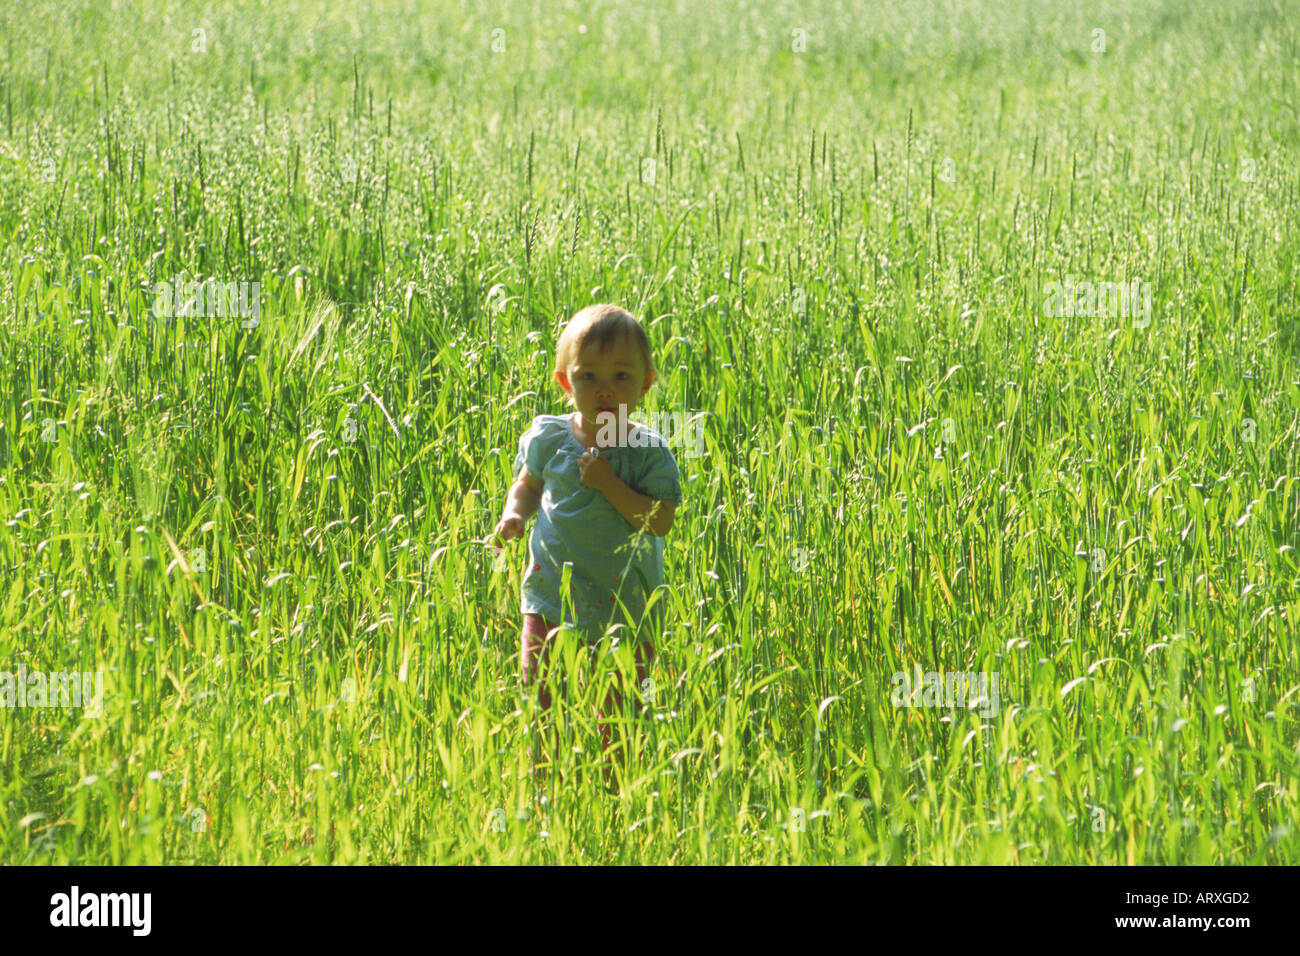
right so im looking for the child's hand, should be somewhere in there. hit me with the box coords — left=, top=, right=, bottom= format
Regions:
left=578, top=448, right=616, bottom=492
left=492, top=514, right=526, bottom=549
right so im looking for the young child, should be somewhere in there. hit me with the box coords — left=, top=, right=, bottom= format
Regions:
left=493, top=303, right=682, bottom=785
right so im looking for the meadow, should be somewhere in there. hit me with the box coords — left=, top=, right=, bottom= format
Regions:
left=0, top=0, right=1297, bottom=864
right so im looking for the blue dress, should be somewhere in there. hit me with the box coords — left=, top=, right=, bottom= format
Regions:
left=513, top=413, right=683, bottom=642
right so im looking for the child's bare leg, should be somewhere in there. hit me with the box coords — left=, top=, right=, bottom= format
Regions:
left=522, top=614, right=557, bottom=709
left=598, top=637, right=655, bottom=786
left=522, top=614, right=561, bottom=773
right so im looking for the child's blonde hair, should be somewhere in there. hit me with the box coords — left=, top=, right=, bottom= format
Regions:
left=554, top=304, right=656, bottom=385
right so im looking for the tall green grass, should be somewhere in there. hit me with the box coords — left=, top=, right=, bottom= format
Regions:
left=0, top=0, right=1296, bottom=863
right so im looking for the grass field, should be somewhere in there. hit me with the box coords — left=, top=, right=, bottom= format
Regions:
left=1, top=0, right=1298, bottom=864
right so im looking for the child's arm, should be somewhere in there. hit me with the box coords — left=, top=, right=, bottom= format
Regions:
left=578, top=454, right=676, bottom=537
left=602, top=480, right=676, bottom=537
left=493, top=467, right=543, bottom=545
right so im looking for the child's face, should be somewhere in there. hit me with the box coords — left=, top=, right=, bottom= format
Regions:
left=555, top=335, right=655, bottom=433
